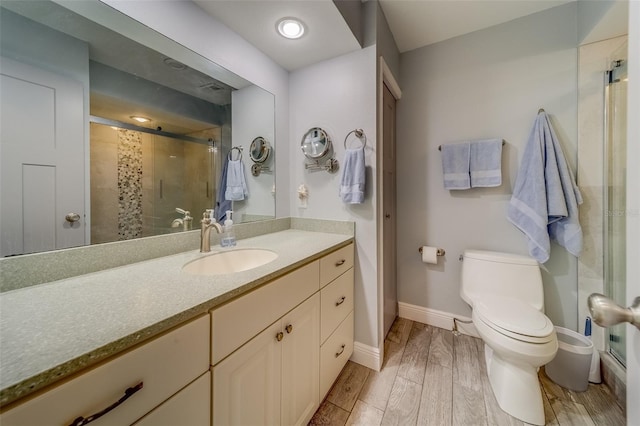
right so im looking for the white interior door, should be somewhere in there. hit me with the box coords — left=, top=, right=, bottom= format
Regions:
left=0, top=56, right=85, bottom=257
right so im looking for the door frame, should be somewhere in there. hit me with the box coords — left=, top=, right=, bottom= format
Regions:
left=376, top=56, right=402, bottom=369
left=625, top=1, right=639, bottom=422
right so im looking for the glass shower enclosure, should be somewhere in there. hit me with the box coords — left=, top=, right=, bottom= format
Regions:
left=604, top=47, right=628, bottom=366
left=89, top=120, right=220, bottom=244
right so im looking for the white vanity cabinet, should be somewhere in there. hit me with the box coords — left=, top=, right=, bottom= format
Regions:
left=213, top=294, right=320, bottom=426
left=0, top=315, right=210, bottom=426
left=211, top=243, right=354, bottom=426
left=318, top=244, right=355, bottom=398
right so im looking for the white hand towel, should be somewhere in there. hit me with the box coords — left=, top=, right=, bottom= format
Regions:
left=225, top=159, right=248, bottom=201
left=441, top=142, right=471, bottom=190
left=470, top=139, right=502, bottom=187
left=339, top=147, right=365, bottom=204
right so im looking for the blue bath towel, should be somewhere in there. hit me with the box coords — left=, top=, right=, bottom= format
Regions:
left=441, top=142, right=471, bottom=190
left=225, top=159, right=248, bottom=201
left=216, top=156, right=231, bottom=222
left=507, top=112, right=583, bottom=263
left=470, top=139, right=503, bottom=187
left=339, top=147, right=365, bottom=204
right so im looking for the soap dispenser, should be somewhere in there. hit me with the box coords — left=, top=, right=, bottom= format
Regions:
left=221, top=210, right=236, bottom=247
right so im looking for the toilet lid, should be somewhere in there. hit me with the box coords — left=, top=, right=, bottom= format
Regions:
left=475, top=296, right=555, bottom=343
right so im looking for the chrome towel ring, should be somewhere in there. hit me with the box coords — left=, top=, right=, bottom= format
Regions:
left=343, top=129, right=366, bottom=149
left=228, top=146, right=243, bottom=161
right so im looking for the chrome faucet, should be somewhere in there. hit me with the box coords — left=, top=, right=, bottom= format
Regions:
left=200, top=209, right=223, bottom=252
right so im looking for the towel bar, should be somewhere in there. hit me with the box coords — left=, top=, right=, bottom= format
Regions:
left=418, top=247, right=446, bottom=256
left=438, top=140, right=504, bottom=151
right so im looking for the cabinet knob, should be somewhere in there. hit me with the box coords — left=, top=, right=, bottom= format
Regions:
left=276, top=331, right=284, bottom=342
left=335, top=344, right=346, bottom=358
left=335, top=296, right=346, bottom=307
left=285, top=324, right=293, bottom=334
left=335, top=259, right=346, bottom=267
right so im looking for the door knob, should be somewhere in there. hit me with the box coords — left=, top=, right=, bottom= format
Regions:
left=65, top=213, right=81, bottom=223
left=588, top=293, right=640, bottom=330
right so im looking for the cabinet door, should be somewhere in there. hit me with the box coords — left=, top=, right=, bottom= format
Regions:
left=133, top=371, right=210, bottom=426
left=281, top=294, right=320, bottom=426
left=213, top=321, right=282, bottom=426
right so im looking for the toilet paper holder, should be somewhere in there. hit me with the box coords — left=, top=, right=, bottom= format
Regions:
left=418, top=247, right=445, bottom=256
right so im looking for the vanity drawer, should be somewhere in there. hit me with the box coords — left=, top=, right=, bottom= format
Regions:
left=0, top=315, right=209, bottom=426
left=319, top=243, right=354, bottom=288
left=320, top=311, right=354, bottom=398
left=211, top=260, right=319, bottom=365
left=320, top=268, right=354, bottom=344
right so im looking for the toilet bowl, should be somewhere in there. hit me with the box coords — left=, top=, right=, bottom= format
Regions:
left=460, top=250, right=558, bottom=425
left=472, top=296, right=558, bottom=425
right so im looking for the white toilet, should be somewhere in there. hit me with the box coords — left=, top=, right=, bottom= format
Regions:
left=460, top=249, right=558, bottom=425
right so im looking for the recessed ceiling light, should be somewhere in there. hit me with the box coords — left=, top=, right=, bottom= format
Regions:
left=130, top=116, right=151, bottom=123
left=276, top=18, right=305, bottom=39
left=163, top=57, right=187, bottom=70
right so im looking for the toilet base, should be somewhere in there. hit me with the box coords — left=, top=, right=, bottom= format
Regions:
left=484, top=345, right=545, bottom=425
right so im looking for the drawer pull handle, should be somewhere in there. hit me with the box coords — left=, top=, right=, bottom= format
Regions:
left=68, top=381, right=143, bottom=426
left=276, top=331, right=284, bottom=342
left=335, top=344, right=346, bottom=358
left=285, top=324, right=293, bottom=334
left=336, top=296, right=346, bottom=306
left=335, top=259, right=346, bottom=267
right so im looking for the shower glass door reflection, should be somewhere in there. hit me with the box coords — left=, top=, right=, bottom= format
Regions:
left=604, top=47, right=628, bottom=366
left=89, top=121, right=217, bottom=244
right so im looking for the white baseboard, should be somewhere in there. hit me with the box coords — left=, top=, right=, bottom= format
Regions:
left=398, top=302, right=479, bottom=338
left=350, top=341, right=382, bottom=371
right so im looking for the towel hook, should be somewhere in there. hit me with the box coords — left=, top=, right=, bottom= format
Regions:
left=538, top=108, right=545, bottom=114
left=344, top=129, right=367, bottom=149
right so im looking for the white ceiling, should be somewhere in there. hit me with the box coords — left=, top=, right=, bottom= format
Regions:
left=196, top=0, right=575, bottom=71
left=194, top=0, right=362, bottom=71
left=379, top=0, right=573, bottom=53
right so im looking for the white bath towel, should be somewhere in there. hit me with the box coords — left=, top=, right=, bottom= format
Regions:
left=441, top=142, right=471, bottom=190
left=339, top=147, right=365, bottom=204
left=507, top=112, right=583, bottom=263
left=470, top=139, right=502, bottom=187
left=225, top=159, right=248, bottom=201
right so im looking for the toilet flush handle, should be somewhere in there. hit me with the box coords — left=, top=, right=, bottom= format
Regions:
left=587, top=293, right=640, bottom=330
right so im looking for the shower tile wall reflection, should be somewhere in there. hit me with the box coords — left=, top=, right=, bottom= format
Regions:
left=117, top=129, right=143, bottom=240
left=90, top=123, right=219, bottom=244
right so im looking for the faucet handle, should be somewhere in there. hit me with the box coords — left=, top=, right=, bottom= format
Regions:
left=202, top=209, right=214, bottom=223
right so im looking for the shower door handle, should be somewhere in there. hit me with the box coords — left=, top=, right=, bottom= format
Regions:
left=588, top=293, right=640, bottom=330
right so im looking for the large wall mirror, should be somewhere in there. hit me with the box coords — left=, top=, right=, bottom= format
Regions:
left=0, top=0, right=275, bottom=257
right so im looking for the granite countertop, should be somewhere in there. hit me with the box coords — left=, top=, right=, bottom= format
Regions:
left=0, top=229, right=353, bottom=406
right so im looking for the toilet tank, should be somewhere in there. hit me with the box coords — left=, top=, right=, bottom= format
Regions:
left=460, top=249, right=545, bottom=311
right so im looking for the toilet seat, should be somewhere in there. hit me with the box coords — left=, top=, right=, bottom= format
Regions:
left=475, top=296, right=555, bottom=344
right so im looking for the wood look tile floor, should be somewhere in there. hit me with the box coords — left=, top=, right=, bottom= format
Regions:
left=310, top=318, right=625, bottom=426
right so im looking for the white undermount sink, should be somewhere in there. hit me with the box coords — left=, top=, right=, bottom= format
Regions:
left=182, top=249, right=278, bottom=276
